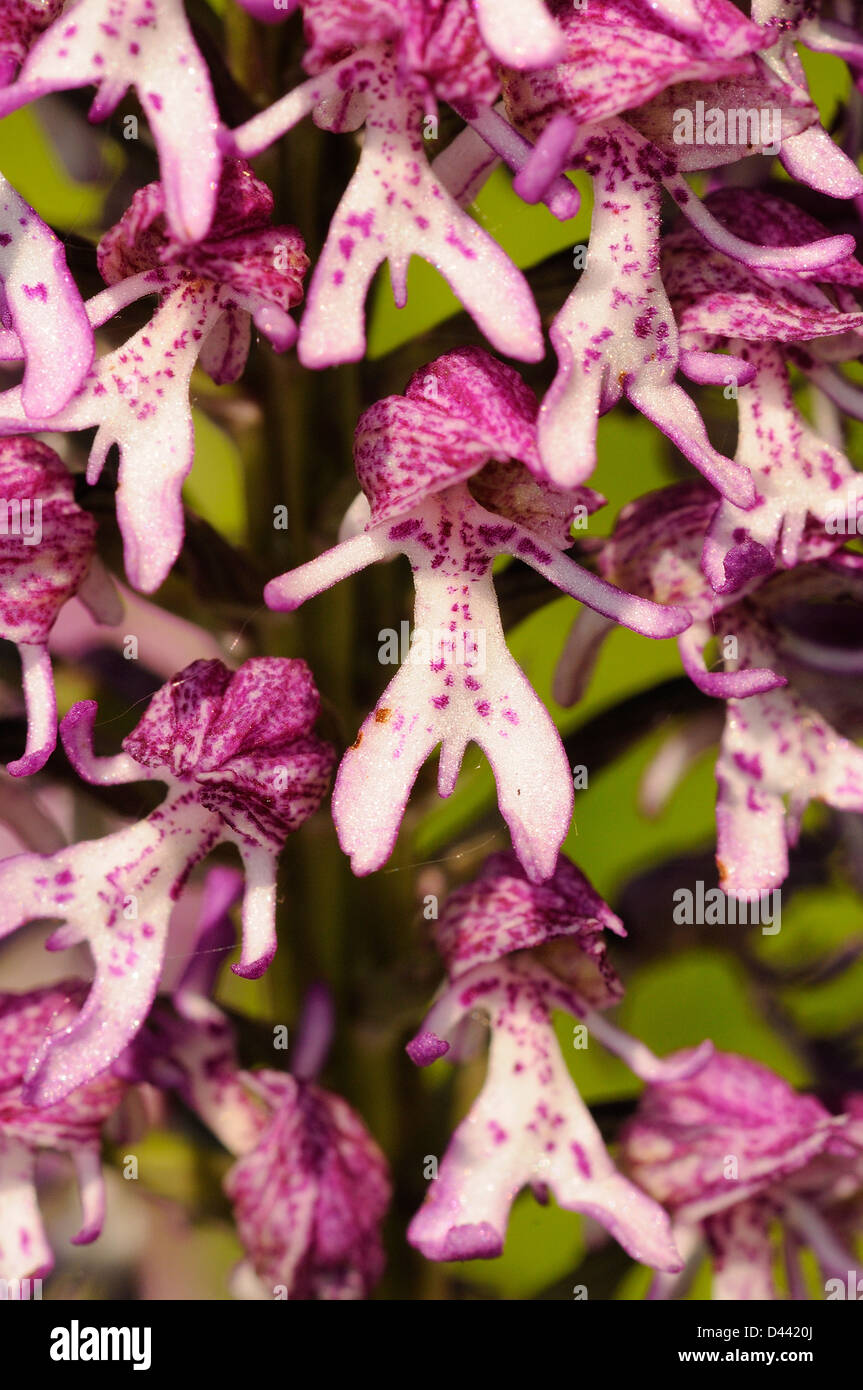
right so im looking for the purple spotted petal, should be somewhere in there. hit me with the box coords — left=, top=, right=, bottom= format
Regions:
left=407, top=955, right=683, bottom=1271
left=98, top=159, right=308, bottom=355
left=124, top=656, right=325, bottom=777
left=0, top=173, right=93, bottom=417
left=224, top=1070, right=391, bottom=1300
left=0, top=658, right=333, bottom=1104
left=227, top=15, right=537, bottom=366
left=702, top=345, right=862, bottom=593
left=502, top=0, right=771, bottom=135
left=296, top=51, right=541, bottom=368
left=354, top=347, right=541, bottom=526
left=0, top=437, right=99, bottom=776
left=0, top=279, right=215, bottom=592
left=267, top=357, right=691, bottom=880
left=627, top=70, right=816, bottom=172
left=331, top=604, right=576, bottom=884
left=0, top=165, right=307, bottom=593
left=235, top=0, right=299, bottom=21
left=0, top=982, right=129, bottom=1280
left=503, top=20, right=850, bottom=276
left=534, top=124, right=754, bottom=506
left=599, top=480, right=842, bottom=624
left=593, top=491, right=862, bottom=895
left=0, top=0, right=222, bottom=242
left=404, top=347, right=542, bottom=470
left=621, top=1050, right=839, bottom=1221
left=0, top=1136, right=55, bottom=1284
left=302, top=0, right=499, bottom=105
left=664, top=192, right=863, bottom=345
left=269, top=465, right=689, bottom=881
left=432, top=849, right=624, bottom=987
left=600, top=481, right=722, bottom=619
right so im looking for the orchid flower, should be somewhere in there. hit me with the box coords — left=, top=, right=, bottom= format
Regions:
left=0, top=436, right=120, bottom=778
left=710, top=561, right=863, bottom=898
left=498, top=0, right=822, bottom=248
left=0, top=0, right=223, bottom=242
left=511, top=121, right=760, bottom=501
left=489, top=1, right=862, bottom=488
left=0, top=980, right=131, bottom=1289
left=224, top=0, right=545, bottom=367
left=141, top=927, right=391, bottom=1301
left=0, top=160, right=308, bottom=592
left=752, top=0, right=863, bottom=191
left=0, top=171, right=93, bottom=417
left=223, top=1068, right=392, bottom=1300
left=501, top=0, right=861, bottom=225
left=556, top=482, right=863, bottom=898
left=265, top=349, right=691, bottom=883
left=0, top=656, right=334, bottom=1107
left=621, top=1050, right=862, bottom=1300
left=407, top=851, right=713, bottom=1269
left=663, top=188, right=863, bottom=591
left=783, top=0, right=863, bottom=93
